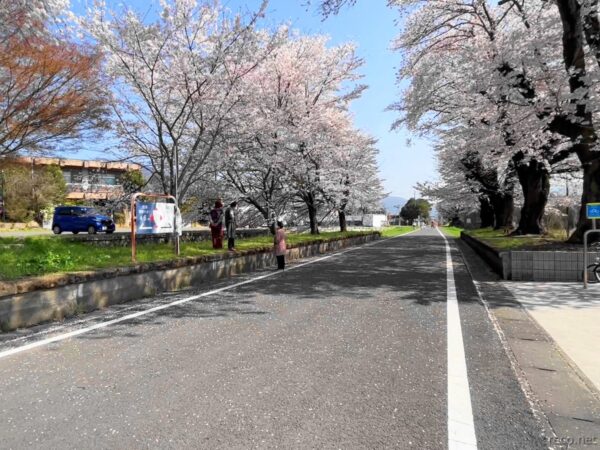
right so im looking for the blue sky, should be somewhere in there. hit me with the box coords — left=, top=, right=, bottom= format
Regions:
left=71, top=0, right=437, bottom=199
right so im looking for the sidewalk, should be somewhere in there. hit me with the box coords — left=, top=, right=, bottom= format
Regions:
left=457, top=239, right=600, bottom=449
left=502, top=282, right=600, bottom=393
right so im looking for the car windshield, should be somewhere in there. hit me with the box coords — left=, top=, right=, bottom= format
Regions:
left=77, top=208, right=99, bottom=216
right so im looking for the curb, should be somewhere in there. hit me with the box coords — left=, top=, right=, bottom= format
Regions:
left=460, top=231, right=510, bottom=278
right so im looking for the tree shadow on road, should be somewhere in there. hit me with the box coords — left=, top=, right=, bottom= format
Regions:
left=5, top=236, right=466, bottom=344
left=233, top=236, right=450, bottom=304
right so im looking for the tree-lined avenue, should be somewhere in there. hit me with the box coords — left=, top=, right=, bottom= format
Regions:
left=0, top=231, right=546, bottom=449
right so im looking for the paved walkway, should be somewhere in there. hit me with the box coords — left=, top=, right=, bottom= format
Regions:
left=501, top=282, right=600, bottom=393
left=0, top=229, right=53, bottom=237
left=458, top=239, right=600, bottom=449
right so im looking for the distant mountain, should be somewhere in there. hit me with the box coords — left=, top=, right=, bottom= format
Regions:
left=381, top=196, right=408, bottom=214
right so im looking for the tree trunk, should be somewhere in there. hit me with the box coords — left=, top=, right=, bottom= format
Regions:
left=449, top=216, right=462, bottom=227
left=308, top=202, right=319, bottom=234
left=555, top=0, right=600, bottom=242
left=338, top=210, right=347, bottom=232
left=242, top=198, right=275, bottom=233
left=491, top=193, right=514, bottom=230
left=513, top=159, right=550, bottom=235
left=479, top=195, right=495, bottom=228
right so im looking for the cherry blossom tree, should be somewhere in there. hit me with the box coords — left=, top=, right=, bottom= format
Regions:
left=0, top=0, right=69, bottom=39
left=388, top=0, right=589, bottom=234
left=306, top=0, right=356, bottom=18
left=219, top=29, right=298, bottom=226
left=222, top=33, right=371, bottom=234
left=81, top=0, right=272, bottom=206
left=540, top=0, right=600, bottom=241
left=279, top=38, right=366, bottom=234
left=417, top=180, right=479, bottom=227
left=327, top=132, right=385, bottom=232
left=314, top=0, right=600, bottom=240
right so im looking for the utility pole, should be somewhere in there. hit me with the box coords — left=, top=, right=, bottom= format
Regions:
left=394, top=204, right=402, bottom=226
left=565, top=177, right=570, bottom=238
left=0, top=169, right=5, bottom=222
left=173, top=149, right=180, bottom=256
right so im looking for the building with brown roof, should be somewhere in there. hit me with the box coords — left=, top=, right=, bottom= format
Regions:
left=5, top=157, right=142, bottom=201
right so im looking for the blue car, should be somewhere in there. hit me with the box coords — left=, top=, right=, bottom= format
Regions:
left=52, top=206, right=116, bottom=235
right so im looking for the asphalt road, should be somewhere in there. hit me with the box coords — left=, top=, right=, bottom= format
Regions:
left=0, top=229, right=548, bottom=449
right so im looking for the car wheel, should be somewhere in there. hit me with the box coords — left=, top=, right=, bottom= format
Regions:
left=88, top=225, right=97, bottom=235
left=73, top=231, right=79, bottom=235
left=52, top=225, right=62, bottom=235
left=106, top=229, right=114, bottom=234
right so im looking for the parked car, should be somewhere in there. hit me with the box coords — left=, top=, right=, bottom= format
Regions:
left=52, top=206, right=116, bottom=235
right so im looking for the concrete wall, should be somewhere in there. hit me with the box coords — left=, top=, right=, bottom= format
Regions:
left=461, top=232, right=598, bottom=282
left=460, top=232, right=510, bottom=279
left=511, top=250, right=600, bottom=281
left=363, top=214, right=388, bottom=228
left=346, top=215, right=388, bottom=228
left=0, top=233, right=379, bottom=332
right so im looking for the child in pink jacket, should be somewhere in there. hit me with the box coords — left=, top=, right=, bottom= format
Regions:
left=274, top=221, right=286, bottom=270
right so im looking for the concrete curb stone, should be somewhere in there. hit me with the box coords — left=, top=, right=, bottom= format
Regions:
left=0, top=233, right=380, bottom=332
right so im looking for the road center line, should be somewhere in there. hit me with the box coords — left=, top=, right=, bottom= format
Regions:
left=0, top=230, right=418, bottom=360
left=436, top=228, right=478, bottom=450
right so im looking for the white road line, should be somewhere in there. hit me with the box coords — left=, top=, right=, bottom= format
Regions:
left=436, top=228, right=478, bottom=450
left=0, top=230, right=418, bottom=360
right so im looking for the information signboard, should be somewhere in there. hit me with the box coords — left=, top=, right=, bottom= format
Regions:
left=136, top=201, right=176, bottom=234
left=587, top=203, right=600, bottom=219
left=130, top=193, right=181, bottom=262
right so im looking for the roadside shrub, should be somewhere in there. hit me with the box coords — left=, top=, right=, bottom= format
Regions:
left=113, top=212, right=126, bottom=226
left=2, top=164, right=66, bottom=223
left=544, top=207, right=569, bottom=238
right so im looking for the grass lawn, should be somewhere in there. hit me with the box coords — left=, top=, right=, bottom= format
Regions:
left=465, top=227, right=571, bottom=251
left=381, top=226, right=414, bottom=238
left=440, top=226, right=463, bottom=238
left=0, top=230, right=375, bottom=281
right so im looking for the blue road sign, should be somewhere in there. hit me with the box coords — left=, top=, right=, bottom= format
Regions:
left=587, top=203, right=600, bottom=219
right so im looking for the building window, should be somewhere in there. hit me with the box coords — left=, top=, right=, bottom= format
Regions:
left=89, top=171, right=101, bottom=185
left=61, top=167, right=120, bottom=187
left=71, top=169, right=85, bottom=184
left=102, top=173, right=118, bottom=186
